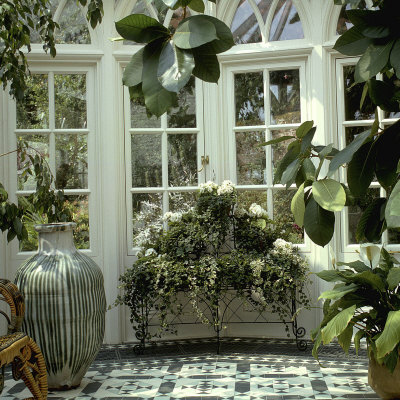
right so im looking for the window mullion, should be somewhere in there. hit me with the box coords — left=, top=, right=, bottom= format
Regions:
left=48, top=72, right=56, bottom=180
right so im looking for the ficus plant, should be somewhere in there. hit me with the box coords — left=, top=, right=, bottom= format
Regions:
left=263, top=0, right=400, bottom=248
left=115, top=0, right=234, bottom=117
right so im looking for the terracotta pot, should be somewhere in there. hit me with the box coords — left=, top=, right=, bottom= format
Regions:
left=368, top=355, right=400, bottom=399
left=15, top=223, right=106, bottom=390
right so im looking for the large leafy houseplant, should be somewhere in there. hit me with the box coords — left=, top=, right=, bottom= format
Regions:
left=116, top=181, right=310, bottom=345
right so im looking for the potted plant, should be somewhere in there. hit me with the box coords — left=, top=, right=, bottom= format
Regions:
left=116, top=181, right=311, bottom=351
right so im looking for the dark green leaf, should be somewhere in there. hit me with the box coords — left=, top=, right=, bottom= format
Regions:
left=296, top=120, right=314, bottom=139
left=386, top=180, right=400, bottom=229
left=281, top=158, right=301, bottom=188
left=356, top=198, right=387, bottom=243
left=157, top=41, right=194, bottom=92
left=333, top=26, right=372, bottom=56
left=390, top=40, right=400, bottom=79
left=188, top=0, right=205, bottom=13
left=387, top=267, right=400, bottom=290
left=174, top=16, right=217, bottom=49
left=192, top=50, right=220, bottom=82
left=300, top=127, right=316, bottom=153
left=376, top=310, right=400, bottom=359
left=304, top=197, right=335, bottom=247
left=312, top=179, right=346, bottom=212
left=368, top=79, right=400, bottom=112
left=115, top=14, right=169, bottom=43
left=260, top=136, right=294, bottom=147
left=291, top=183, right=305, bottom=227
left=338, top=324, right=354, bottom=354
left=337, top=260, right=370, bottom=272
left=321, top=305, right=356, bottom=345
left=123, top=48, right=144, bottom=87
left=316, top=269, right=351, bottom=283
left=347, top=141, right=376, bottom=198
left=274, top=141, right=300, bottom=184
left=319, top=283, right=358, bottom=300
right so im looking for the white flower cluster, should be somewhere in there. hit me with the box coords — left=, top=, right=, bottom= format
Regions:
left=145, top=248, right=157, bottom=256
left=249, top=203, right=268, bottom=218
left=163, top=211, right=183, bottom=222
left=199, top=181, right=218, bottom=193
left=272, top=238, right=293, bottom=255
left=217, top=180, right=235, bottom=195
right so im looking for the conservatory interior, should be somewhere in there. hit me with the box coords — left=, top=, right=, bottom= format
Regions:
left=1, top=0, right=400, bottom=398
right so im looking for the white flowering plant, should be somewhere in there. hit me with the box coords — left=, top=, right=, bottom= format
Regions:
left=117, top=181, right=310, bottom=344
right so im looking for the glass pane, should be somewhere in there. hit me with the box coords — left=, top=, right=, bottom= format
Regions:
left=65, top=195, right=90, bottom=249
left=348, top=188, right=380, bottom=244
left=345, top=126, right=372, bottom=146
left=168, top=134, right=198, bottom=186
left=269, top=0, right=304, bottom=41
left=231, top=0, right=262, bottom=44
left=16, top=75, right=49, bottom=129
left=388, top=229, right=400, bottom=245
left=55, top=0, right=90, bottom=44
left=273, top=189, right=304, bottom=244
left=236, top=131, right=266, bottom=185
left=131, top=98, right=161, bottom=128
left=235, top=72, right=264, bottom=126
left=343, top=66, right=375, bottom=121
left=169, top=192, right=197, bottom=213
left=238, top=190, right=268, bottom=211
left=271, top=128, right=296, bottom=171
left=337, top=1, right=367, bottom=35
left=168, top=77, right=196, bottom=128
left=55, top=74, right=87, bottom=129
left=132, top=193, right=163, bottom=247
left=55, top=134, right=88, bottom=189
left=17, top=135, right=49, bottom=191
left=131, top=134, right=162, bottom=188
left=257, top=0, right=274, bottom=22
left=270, top=69, right=300, bottom=124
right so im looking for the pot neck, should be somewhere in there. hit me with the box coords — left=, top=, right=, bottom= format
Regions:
left=35, top=223, right=77, bottom=255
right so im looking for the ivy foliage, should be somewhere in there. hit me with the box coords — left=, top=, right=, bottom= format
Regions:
left=116, top=0, right=234, bottom=117
left=116, top=182, right=310, bottom=343
left=0, top=142, right=72, bottom=243
left=0, top=0, right=103, bottom=100
left=262, top=0, right=400, bottom=247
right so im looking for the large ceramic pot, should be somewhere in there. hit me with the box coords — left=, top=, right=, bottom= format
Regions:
left=15, top=223, right=106, bottom=390
left=368, top=355, right=400, bottom=399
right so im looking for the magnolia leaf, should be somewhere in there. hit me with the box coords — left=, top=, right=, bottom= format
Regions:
left=388, top=267, right=400, bottom=291
left=355, top=41, right=394, bottom=83
left=318, top=143, right=334, bottom=159
left=115, top=14, right=169, bottom=43
left=390, top=39, right=400, bottom=79
left=291, top=183, right=305, bottom=227
left=356, top=198, right=387, bottom=243
left=123, top=48, right=144, bottom=87
left=300, top=127, right=316, bottom=154
left=157, top=41, right=194, bottom=92
left=312, top=179, right=346, bottom=212
left=296, top=120, right=314, bottom=139
left=188, top=0, right=205, bottom=13
left=260, top=136, right=294, bottom=147
left=192, top=51, right=220, bottom=82
left=354, top=330, right=366, bottom=355
left=333, top=26, right=372, bottom=56
left=304, top=197, right=335, bottom=247
left=368, top=79, right=400, bottom=112
left=376, top=310, right=400, bottom=359
left=174, top=16, right=217, bottom=49
left=274, top=142, right=300, bottom=184
left=338, top=323, right=354, bottom=354
left=385, top=179, right=400, bottom=229
left=319, top=283, right=358, bottom=300
left=329, top=129, right=371, bottom=175
left=281, top=158, right=301, bottom=188
left=347, top=141, right=376, bottom=198
left=321, top=305, right=356, bottom=345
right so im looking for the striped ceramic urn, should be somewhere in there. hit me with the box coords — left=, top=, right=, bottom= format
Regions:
left=15, top=222, right=106, bottom=390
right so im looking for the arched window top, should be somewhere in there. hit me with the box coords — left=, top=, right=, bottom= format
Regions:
left=230, top=0, right=304, bottom=45
left=336, top=0, right=374, bottom=35
left=31, top=0, right=91, bottom=45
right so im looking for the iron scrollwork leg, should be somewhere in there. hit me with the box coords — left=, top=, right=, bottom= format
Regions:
left=292, top=296, right=307, bottom=351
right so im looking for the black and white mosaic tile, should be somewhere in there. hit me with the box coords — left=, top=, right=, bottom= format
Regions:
left=2, top=338, right=379, bottom=399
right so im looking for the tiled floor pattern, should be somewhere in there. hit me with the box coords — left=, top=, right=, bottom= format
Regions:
left=2, top=339, right=379, bottom=400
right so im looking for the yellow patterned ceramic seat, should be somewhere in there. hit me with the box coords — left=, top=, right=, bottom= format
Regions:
left=0, top=279, right=47, bottom=399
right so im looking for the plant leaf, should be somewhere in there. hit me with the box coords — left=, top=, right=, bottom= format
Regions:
left=390, top=39, right=400, bottom=79
left=123, top=48, right=144, bottom=87
left=386, top=180, right=400, bottom=229
left=316, top=269, right=350, bottom=283
left=296, top=120, right=314, bottom=139
left=188, top=0, right=205, bottom=13
left=192, top=50, right=220, bottom=82
left=291, top=183, right=305, bottom=227
left=356, top=198, right=387, bottom=243
left=115, top=14, right=169, bottom=43
left=273, top=142, right=300, bottom=184
left=321, top=305, right=357, bottom=345
left=333, top=26, right=372, bottom=56
left=174, top=16, right=217, bottom=49
left=376, top=310, right=400, bottom=359
left=260, top=136, right=295, bottom=147
left=304, top=197, right=335, bottom=247
left=338, top=323, right=354, bottom=354
left=281, top=158, right=301, bottom=188
left=312, top=179, right=346, bottom=212
left=157, top=41, right=194, bottom=92
left=388, top=267, right=400, bottom=290
left=354, top=330, right=365, bottom=355
left=319, top=283, right=358, bottom=300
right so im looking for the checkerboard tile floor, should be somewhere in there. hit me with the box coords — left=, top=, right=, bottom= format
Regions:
left=2, top=338, right=379, bottom=399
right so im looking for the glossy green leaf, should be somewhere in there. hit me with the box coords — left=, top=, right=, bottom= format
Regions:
left=304, top=197, right=335, bottom=247
left=260, top=136, right=294, bottom=147
left=333, top=26, right=372, bottom=56
left=387, top=267, right=400, bottom=290
left=328, top=129, right=371, bottom=176
left=188, top=0, right=205, bottom=12
left=157, top=41, right=194, bottom=92
left=115, top=14, right=169, bottom=43
left=349, top=270, right=385, bottom=291
left=337, top=260, right=369, bottom=273
left=355, top=41, right=394, bottom=83
left=174, top=16, right=217, bottom=49
left=123, top=48, right=144, bottom=87
left=316, top=269, right=350, bottom=283
left=274, top=142, right=300, bottom=184
left=338, top=323, right=354, bottom=354
left=368, top=79, right=400, bottom=112
left=390, top=40, right=400, bottom=79
left=356, top=198, right=387, bottom=243
left=376, top=310, right=400, bottom=359
left=142, top=40, right=178, bottom=117
left=354, top=330, right=365, bottom=355
left=321, top=305, right=356, bottom=345
left=312, top=179, right=346, bottom=212
left=291, top=183, right=305, bottom=227
left=347, top=141, right=376, bottom=198
left=192, top=51, right=220, bottom=82
left=300, top=127, right=316, bottom=153
left=281, top=158, right=301, bottom=188
left=386, top=180, right=400, bottom=229
left=296, top=120, right=314, bottom=139
left=319, top=283, right=358, bottom=300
